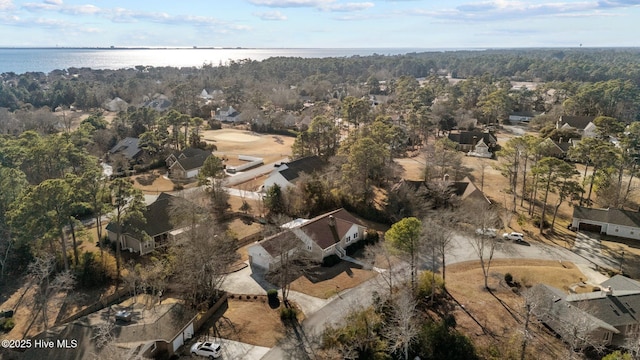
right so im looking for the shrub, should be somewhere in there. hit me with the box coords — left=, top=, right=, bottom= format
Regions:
left=173, top=183, right=184, bottom=191
left=322, top=254, right=341, bottom=267
left=365, top=229, right=380, bottom=243
left=76, top=252, right=109, bottom=289
left=504, top=273, right=513, bottom=284
left=532, top=216, right=550, bottom=229
left=2, top=318, right=15, bottom=332
left=417, top=270, right=445, bottom=299
left=267, top=289, right=278, bottom=299
left=280, top=307, right=297, bottom=322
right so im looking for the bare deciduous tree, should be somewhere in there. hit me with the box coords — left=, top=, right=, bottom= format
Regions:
left=423, top=212, right=455, bottom=284
left=467, top=200, right=500, bottom=290
left=172, top=219, right=238, bottom=307
left=28, top=254, right=76, bottom=332
left=385, top=288, right=419, bottom=360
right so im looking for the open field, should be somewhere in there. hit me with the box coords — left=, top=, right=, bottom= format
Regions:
left=203, top=129, right=294, bottom=164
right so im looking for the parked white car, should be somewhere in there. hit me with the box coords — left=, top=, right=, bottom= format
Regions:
left=190, top=341, right=222, bottom=359
left=502, top=232, right=524, bottom=241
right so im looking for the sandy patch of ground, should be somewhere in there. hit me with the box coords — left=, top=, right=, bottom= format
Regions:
left=204, top=130, right=262, bottom=143
left=203, top=129, right=294, bottom=164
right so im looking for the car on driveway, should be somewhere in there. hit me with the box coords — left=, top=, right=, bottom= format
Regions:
left=190, top=341, right=222, bottom=359
left=502, top=232, right=524, bottom=241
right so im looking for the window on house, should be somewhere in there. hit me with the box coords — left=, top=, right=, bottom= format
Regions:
left=307, top=245, right=311, bottom=251
left=346, top=235, right=351, bottom=243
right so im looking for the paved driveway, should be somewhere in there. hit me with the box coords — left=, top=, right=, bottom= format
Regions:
left=179, top=338, right=269, bottom=360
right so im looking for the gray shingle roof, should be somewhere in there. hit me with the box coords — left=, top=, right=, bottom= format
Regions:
left=279, top=156, right=326, bottom=182
left=447, top=131, right=496, bottom=146
left=109, top=137, right=142, bottom=160
left=176, top=153, right=209, bottom=171
left=558, top=116, right=596, bottom=131
left=573, top=206, right=640, bottom=228
left=106, top=192, right=180, bottom=238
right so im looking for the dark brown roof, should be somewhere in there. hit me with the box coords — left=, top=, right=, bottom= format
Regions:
left=280, top=156, right=326, bottom=182
left=300, top=209, right=364, bottom=250
left=573, top=206, right=640, bottom=228
left=447, top=131, right=496, bottom=146
left=558, top=116, right=596, bottom=131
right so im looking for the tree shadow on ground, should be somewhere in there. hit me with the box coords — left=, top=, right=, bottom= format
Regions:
left=304, top=260, right=363, bottom=283
left=134, top=173, right=159, bottom=186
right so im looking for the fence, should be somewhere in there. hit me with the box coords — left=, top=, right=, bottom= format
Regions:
left=56, top=287, right=131, bottom=325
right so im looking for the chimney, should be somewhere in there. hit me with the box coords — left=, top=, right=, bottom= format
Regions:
left=443, top=174, right=450, bottom=182
left=604, top=286, right=613, bottom=295
left=328, top=215, right=340, bottom=244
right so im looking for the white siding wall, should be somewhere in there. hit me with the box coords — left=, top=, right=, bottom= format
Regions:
left=263, top=172, right=290, bottom=190
left=248, top=244, right=272, bottom=269
left=605, top=224, right=640, bottom=240
left=186, top=168, right=200, bottom=179
left=172, top=322, right=194, bottom=352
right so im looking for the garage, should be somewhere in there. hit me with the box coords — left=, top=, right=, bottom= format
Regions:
left=578, top=222, right=602, bottom=233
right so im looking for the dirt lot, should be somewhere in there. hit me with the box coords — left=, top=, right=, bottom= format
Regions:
left=446, top=259, right=583, bottom=358
left=214, top=298, right=286, bottom=347
left=203, top=129, right=294, bottom=164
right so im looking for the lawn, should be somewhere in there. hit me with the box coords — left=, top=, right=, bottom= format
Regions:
left=446, top=259, right=584, bottom=359
left=214, top=298, right=286, bottom=347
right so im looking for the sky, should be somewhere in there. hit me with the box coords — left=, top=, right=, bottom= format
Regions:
left=0, top=0, right=639, bottom=48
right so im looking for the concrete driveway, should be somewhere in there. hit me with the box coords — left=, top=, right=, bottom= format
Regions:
left=179, top=338, right=269, bottom=360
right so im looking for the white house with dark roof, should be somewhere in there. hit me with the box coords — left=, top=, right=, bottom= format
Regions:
left=262, top=155, right=326, bottom=191
left=214, top=106, right=242, bottom=123
left=248, top=208, right=367, bottom=270
left=572, top=206, right=640, bottom=240
left=527, top=275, right=640, bottom=348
